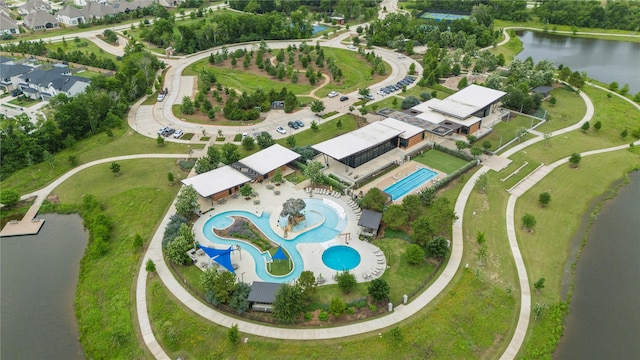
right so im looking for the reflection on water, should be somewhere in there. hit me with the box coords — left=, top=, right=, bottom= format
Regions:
left=1, top=214, right=87, bottom=360
left=516, top=30, right=640, bottom=94
left=554, top=173, right=640, bottom=359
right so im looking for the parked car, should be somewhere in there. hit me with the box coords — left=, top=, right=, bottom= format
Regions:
left=242, top=132, right=249, bottom=138
left=157, top=93, right=165, bottom=102
left=346, top=44, right=356, bottom=50
left=340, top=96, right=349, bottom=102
left=162, top=128, right=175, bottom=137
left=295, top=120, right=305, bottom=127
left=173, top=129, right=184, bottom=138
left=328, top=91, right=339, bottom=98
left=276, top=126, right=287, bottom=134
left=158, top=126, right=169, bottom=135
left=288, top=121, right=299, bottom=129
left=360, top=94, right=374, bottom=101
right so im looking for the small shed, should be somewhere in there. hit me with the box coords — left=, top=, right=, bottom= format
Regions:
left=330, top=16, right=345, bottom=25
left=357, top=209, right=383, bottom=238
left=247, top=281, right=282, bottom=312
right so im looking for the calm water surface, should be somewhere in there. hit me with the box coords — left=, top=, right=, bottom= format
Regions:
left=554, top=172, right=640, bottom=359
left=516, top=30, right=640, bottom=93
left=1, top=214, right=87, bottom=360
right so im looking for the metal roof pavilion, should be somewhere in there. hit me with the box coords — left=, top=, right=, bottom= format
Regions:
left=238, top=144, right=300, bottom=175
left=311, top=121, right=404, bottom=160
left=426, top=84, right=506, bottom=119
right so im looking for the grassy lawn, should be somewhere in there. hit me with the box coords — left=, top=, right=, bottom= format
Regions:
left=50, top=158, right=183, bottom=359
left=483, top=114, right=542, bottom=152
left=489, top=29, right=524, bottom=64
left=0, top=126, right=198, bottom=194
left=315, top=48, right=392, bottom=98
left=362, top=95, right=403, bottom=113
left=284, top=171, right=308, bottom=184
left=413, top=149, right=469, bottom=174
left=172, top=104, right=263, bottom=126
left=74, top=70, right=107, bottom=79
left=276, top=114, right=358, bottom=147
left=535, top=86, right=586, bottom=133
left=7, top=96, right=40, bottom=107
left=43, top=38, right=121, bottom=67
left=516, top=149, right=640, bottom=357
left=400, top=85, right=448, bottom=100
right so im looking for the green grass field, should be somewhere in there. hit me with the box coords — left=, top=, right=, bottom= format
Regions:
left=483, top=114, right=543, bottom=152
left=0, top=127, right=197, bottom=194
left=489, top=29, right=524, bottom=65
left=7, top=96, right=40, bottom=107
left=413, top=149, right=470, bottom=174
left=51, top=158, right=183, bottom=359
left=535, top=87, right=587, bottom=133
left=44, top=38, right=121, bottom=67
left=276, top=114, right=358, bottom=147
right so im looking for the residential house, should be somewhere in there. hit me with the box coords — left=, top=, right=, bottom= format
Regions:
left=17, top=0, right=52, bottom=15
left=0, top=63, right=33, bottom=92
left=0, top=12, right=19, bottom=35
left=57, top=2, right=116, bottom=26
left=23, top=10, right=59, bottom=30
left=56, top=5, right=84, bottom=26
left=17, top=66, right=90, bottom=100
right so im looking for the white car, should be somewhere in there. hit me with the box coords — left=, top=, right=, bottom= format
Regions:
left=346, top=45, right=356, bottom=50
left=327, top=91, right=339, bottom=98
left=276, top=126, right=287, bottom=134
left=397, top=54, right=405, bottom=59
left=173, top=129, right=184, bottom=138
left=157, top=93, right=165, bottom=102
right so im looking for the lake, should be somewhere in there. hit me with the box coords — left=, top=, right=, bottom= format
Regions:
left=1, top=214, right=87, bottom=360
left=516, top=30, right=640, bottom=94
left=554, top=172, right=640, bottom=359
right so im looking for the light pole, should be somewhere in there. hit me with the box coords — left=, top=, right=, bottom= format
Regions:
left=241, top=272, right=245, bottom=283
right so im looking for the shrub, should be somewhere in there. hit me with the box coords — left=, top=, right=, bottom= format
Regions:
left=329, top=297, right=346, bottom=316
left=318, top=311, right=328, bottom=321
left=405, top=244, right=425, bottom=265
left=400, top=96, right=420, bottom=109
left=145, top=259, right=156, bottom=272
left=336, top=271, right=357, bottom=293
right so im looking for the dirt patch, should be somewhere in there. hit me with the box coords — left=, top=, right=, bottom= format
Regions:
left=46, top=193, right=59, bottom=204
left=441, top=74, right=489, bottom=90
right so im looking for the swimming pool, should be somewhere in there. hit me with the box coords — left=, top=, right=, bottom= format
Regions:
left=384, top=168, right=438, bottom=200
left=322, top=246, right=361, bottom=271
left=202, top=198, right=348, bottom=283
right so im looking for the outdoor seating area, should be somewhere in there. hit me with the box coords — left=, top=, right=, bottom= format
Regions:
left=307, top=187, right=343, bottom=199
left=346, top=198, right=362, bottom=220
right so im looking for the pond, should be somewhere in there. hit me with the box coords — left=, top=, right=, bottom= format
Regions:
left=516, top=30, right=640, bottom=94
left=312, top=24, right=328, bottom=35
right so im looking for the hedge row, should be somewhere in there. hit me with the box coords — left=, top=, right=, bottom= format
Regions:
left=433, top=160, right=478, bottom=191
left=433, top=143, right=475, bottom=162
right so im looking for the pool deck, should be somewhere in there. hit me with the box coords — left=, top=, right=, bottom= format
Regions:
left=192, top=177, right=386, bottom=286
left=358, top=160, right=445, bottom=203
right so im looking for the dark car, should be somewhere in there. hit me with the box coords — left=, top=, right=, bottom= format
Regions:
left=340, top=96, right=349, bottom=102
left=295, top=120, right=305, bottom=127
left=162, top=128, right=175, bottom=137
left=288, top=121, right=299, bottom=129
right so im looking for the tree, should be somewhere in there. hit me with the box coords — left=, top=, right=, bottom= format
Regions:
left=427, top=236, right=449, bottom=259
left=297, top=270, right=317, bottom=300
left=621, top=129, right=628, bottom=138
left=273, top=284, right=304, bottom=324
left=457, top=77, right=468, bottom=89
left=222, top=143, right=240, bottom=164
left=229, top=282, right=251, bottom=313
left=475, top=172, right=488, bottom=193
left=549, top=96, right=557, bottom=106
left=310, top=99, right=325, bottom=114
left=412, top=216, right=434, bottom=246
left=145, top=259, right=156, bottom=272
left=212, top=271, right=237, bottom=304
left=521, top=213, right=537, bottom=232
left=470, top=146, right=483, bottom=158
left=133, top=233, right=144, bottom=248
left=431, top=197, right=458, bottom=235
left=336, top=271, right=357, bottom=293
left=110, top=162, right=121, bottom=176
left=409, top=63, right=416, bottom=75
left=569, top=153, right=582, bottom=168
left=382, top=204, right=407, bottom=230
left=241, top=135, right=255, bottom=150
left=165, top=234, right=192, bottom=265
left=482, top=140, right=492, bottom=150
left=0, top=189, right=20, bottom=207
left=455, top=140, right=467, bottom=151
left=303, top=161, right=324, bottom=186
left=401, top=96, right=420, bottom=110
left=360, top=187, right=387, bottom=212
left=181, top=96, right=194, bottom=114
left=405, top=244, right=425, bottom=265
left=419, top=187, right=437, bottom=206
left=329, top=297, right=346, bottom=317
left=539, top=192, right=551, bottom=207
left=227, top=324, right=239, bottom=345
left=401, top=194, right=422, bottom=221
left=609, top=81, right=619, bottom=91
left=286, top=135, right=296, bottom=148
left=156, top=134, right=165, bottom=147
left=240, top=183, right=253, bottom=197
left=272, top=168, right=283, bottom=184
left=594, top=121, right=602, bottom=131
left=358, top=88, right=371, bottom=97
left=420, top=92, right=432, bottom=101
left=368, top=278, right=390, bottom=301
left=167, top=172, right=174, bottom=185
left=256, top=131, right=275, bottom=149
left=581, top=121, right=590, bottom=133
left=175, top=185, right=199, bottom=217
left=310, top=120, right=319, bottom=132
left=534, top=277, right=546, bottom=293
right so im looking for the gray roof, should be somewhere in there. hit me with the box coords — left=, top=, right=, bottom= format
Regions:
left=20, top=67, right=72, bottom=87
left=238, top=144, right=300, bottom=175
left=57, top=5, right=83, bottom=18
left=0, top=64, right=33, bottom=79
left=24, top=10, right=58, bottom=28
left=0, top=12, right=18, bottom=30
left=247, top=281, right=282, bottom=304
left=357, top=209, right=383, bottom=231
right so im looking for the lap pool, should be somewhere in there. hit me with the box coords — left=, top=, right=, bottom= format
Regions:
left=202, top=198, right=348, bottom=283
left=384, top=167, right=438, bottom=200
